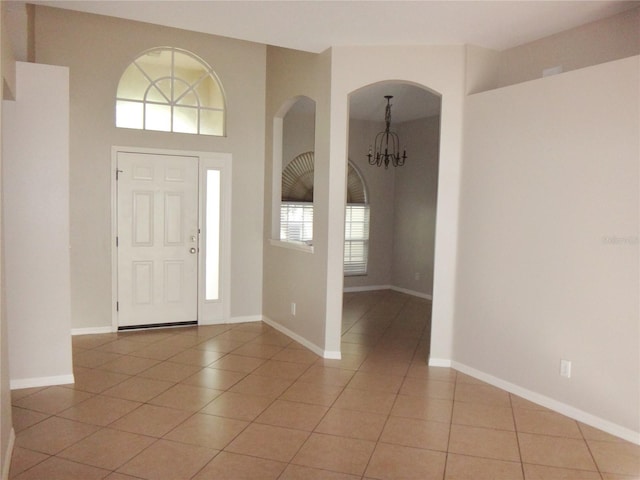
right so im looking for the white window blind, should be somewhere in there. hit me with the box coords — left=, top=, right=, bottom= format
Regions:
left=344, top=204, right=370, bottom=276
left=280, top=202, right=313, bottom=244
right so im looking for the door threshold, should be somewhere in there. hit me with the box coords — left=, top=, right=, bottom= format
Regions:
left=117, top=320, right=197, bottom=332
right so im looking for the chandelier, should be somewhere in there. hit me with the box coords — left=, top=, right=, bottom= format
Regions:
left=367, top=95, right=407, bottom=169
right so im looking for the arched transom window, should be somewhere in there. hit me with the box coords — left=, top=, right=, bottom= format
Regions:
left=116, top=47, right=225, bottom=136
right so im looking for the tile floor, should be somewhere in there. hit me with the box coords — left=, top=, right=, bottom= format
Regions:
left=9, top=290, right=640, bottom=479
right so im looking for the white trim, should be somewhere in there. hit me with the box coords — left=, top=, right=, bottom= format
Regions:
left=343, top=285, right=391, bottom=293
left=227, top=315, right=262, bottom=324
left=343, top=284, right=433, bottom=301
left=452, top=361, right=640, bottom=445
left=428, top=358, right=452, bottom=367
left=263, top=316, right=341, bottom=359
left=10, top=374, right=75, bottom=390
left=390, top=285, right=433, bottom=300
left=71, top=326, right=115, bottom=336
left=2, top=428, right=15, bottom=480
left=269, top=238, right=314, bottom=254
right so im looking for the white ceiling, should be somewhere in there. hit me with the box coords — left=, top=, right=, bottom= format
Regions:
left=21, top=0, right=639, bottom=121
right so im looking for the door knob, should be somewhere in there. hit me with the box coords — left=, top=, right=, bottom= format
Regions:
left=190, top=247, right=197, bottom=254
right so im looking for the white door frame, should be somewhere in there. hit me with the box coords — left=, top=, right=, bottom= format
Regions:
left=111, top=146, right=232, bottom=330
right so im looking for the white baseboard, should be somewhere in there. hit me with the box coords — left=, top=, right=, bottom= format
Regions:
left=452, top=361, right=640, bottom=445
left=343, top=284, right=432, bottom=301
left=343, top=285, right=391, bottom=293
left=428, top=358, right=452, bottom=367
left=262, top=316, right=341, bottom=360
left=71, top=326, right=115, bottom=335
left=226, top=315, right=262, bottom=324
left=10, top=374, right=75, bottom=390
left=2, top=428, right=15, bottom=480
left=390, top=285, right=433, bottom=300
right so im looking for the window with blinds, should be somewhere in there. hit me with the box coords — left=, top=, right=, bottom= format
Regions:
left=344, top=204, right=370, bottom=276
left=280, top=202, right=313, bottom=244
left=280, top=203, right=369, bottom=275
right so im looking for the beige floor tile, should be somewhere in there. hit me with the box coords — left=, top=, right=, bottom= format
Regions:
left=380, top=415, right=450, bottom=451
left=292, top=432, right=376, bottom=476
left=317, top=352, right=367, bottom=371
left=225, top=423, right=310, bottom=462
left=137, top=361, right=202, bottom=383
left=279, top=464, right=361, bottom=480
left=522, top=463, right=603, bottom=479
left=11, top=407, right=49, bottom=433
left=449, top=424, right=521, bottom=462
left=510, top=394, right=551, bottom=412
left=10, top=387, right=46, bottom=403
left=95, top=338, right=146, bottom=355
left=315, top=407, right=387, bottom=441
left=364, top=442, right=447, bottom=480
left=452, top=401, right=515, bottom=431
left=399, top=377, right=455, bottom=399
left=357, top=358, right=411, bottom=377
left=391, top=395, right=453, bottom=423
left=250, top=331, right=294, bottom=347
left=601, top=474, right=640, bottom=480
left=514, top=408, right=582, bottom=438
left=256, top=399, right=328, bottom=431
left=209, top=354, right=266, bottom=373
left=227, top=342, right=283, bottom=359
left=298, top=365, right=355, bottom=387
left=118, top=438, right=217, bottom=480
left=200, top=391, right=273, bottom=421
left=406, top=364, right=457, bottom=382
left=280, top=381, right=344, bottom=407
left=8, top=447, right=49, bottom=478
left=98, top=355, right=159, bottom=375
left=579, top=423, right=628, bottom=443
left=180, top=367, right=247, bottom=390
left=454, top=382, right=511, bottom=407
left=229, top=373, right=294, bottom=397
left=104, top=473, right=145, bottom=480
left=72, top=333, right=119, bottom=350
left=346, top=371, right=404, bottom=394
left=58, top=428, right=156, bottom=470
left=73, top=349, right=122, bottom=368
left=214, top=329, right=262, bottom=343
left=167, top=347, right=225, bottom=366
left=11, top=456, right=109, bottom=480
left=148, top=383, right=222, bottom=411
left=196, top=337, right=246, bottom=353
left=15, top=416, right=99, bottom=455
left=272, top=347, right=320, bottom=364
left=70, top=367, right=131, bottom=394
left=518, top=432, right=597, bottom=471
left=192, top=451, right=286, bottom=480
left=12, top=386, right=93, bottom=415
left=57, top=395, right=141, bottom=426
left=164, top=412, right=248, bottom=449
left=587, top=439, right=640, bottom=476
left=102, top=376, right=174, bottom=402
left=128, top=342, right=186, bottom=361
left=110, top=404, right=192, bottom=437
left=333, top=388, right=397, bottom=415
left=252, top=359, right=311, bottom=380
left=445, top=453, right=523, bottom=479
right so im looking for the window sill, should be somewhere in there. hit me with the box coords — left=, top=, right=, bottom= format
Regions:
left=269, top=239, right=314, bottom=254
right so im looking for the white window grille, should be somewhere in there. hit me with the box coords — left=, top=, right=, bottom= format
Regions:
left=280, top=202, right=313, bottom=245
left=344, top=204, right=370, bottom=275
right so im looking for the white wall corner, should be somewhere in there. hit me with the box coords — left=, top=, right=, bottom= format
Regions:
left=428, top=357, right=452, bottom=368
left=71, top=326, right=115, bottom=336
left=226, top=315, right=263, bottom=325
left=452, top=361, right=640, bottom=445
left=262, top=316, right=339, bottom=359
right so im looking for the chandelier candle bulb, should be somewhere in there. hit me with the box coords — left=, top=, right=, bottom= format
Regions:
left=367, top=95, right=407, bottom=169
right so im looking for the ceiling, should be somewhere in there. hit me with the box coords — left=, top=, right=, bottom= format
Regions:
left=17, top=0, right=639, bottom=121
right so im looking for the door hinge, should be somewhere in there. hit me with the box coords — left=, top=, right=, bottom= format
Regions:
left=116, top=236, right=119, bottom=247
left=116, top=169, right=123, bottom=180
left=116, top=301, right=119, bottom=312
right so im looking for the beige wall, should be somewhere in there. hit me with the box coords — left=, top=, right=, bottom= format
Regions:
left=498, top=7, right=640, bottom=88
left=457, top=56, right=639, bottom=438
left=34, top=7, right=266, bottom=329
left=391, top=116, right=440, bottom=296
left=263, top=46, right=333, bottom=354
left=0, top=5, right=13, bottom=476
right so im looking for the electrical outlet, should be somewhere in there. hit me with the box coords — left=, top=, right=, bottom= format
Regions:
left=560, top=359, right=572, bottom=378
left=291, top=302, right=296, bottom=316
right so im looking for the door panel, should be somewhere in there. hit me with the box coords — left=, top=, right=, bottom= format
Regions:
left=117, top=152, right=199, bottom=327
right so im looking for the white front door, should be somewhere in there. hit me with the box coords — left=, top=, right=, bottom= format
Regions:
left=116, top=152, right=199, bottom=328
